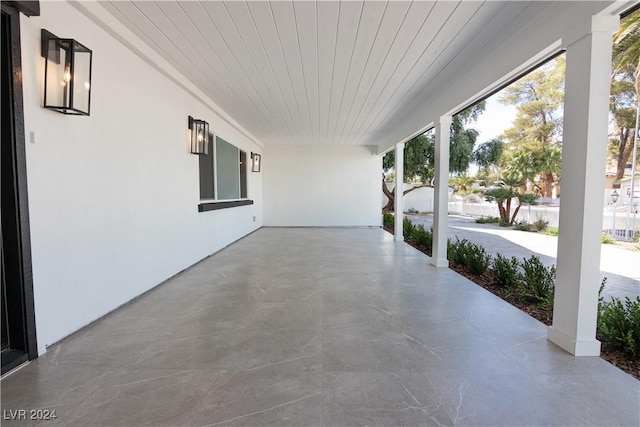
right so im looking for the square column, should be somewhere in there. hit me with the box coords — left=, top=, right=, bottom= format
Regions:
left=431, top=115, right=452, bottom=267
left=394, top=142, right=405, bottom=241
left=548, top=15, right=618, bottom=356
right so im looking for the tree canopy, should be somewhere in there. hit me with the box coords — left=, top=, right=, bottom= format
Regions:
left=473, top=138, right=504, bottom=170
left=610, top=9, right=640, bottom=181
left=613, top=9, right=640, bottom=95
left=383, top=101, right=485, bottom=184
left=382, top=133, right=434, bottom=184
left=382, top=102, right=485, bottom=211
left=498, top=56, right=565, bottom=197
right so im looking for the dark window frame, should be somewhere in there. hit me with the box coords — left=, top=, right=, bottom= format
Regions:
left=197, top=134, right=252, bottom=212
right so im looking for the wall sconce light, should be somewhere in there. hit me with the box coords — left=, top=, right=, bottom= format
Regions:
left=251, top=152, right=261, bottom=172
left=41, top=29, right=92, bottom=115
left=188, top=116, right=209, bottom=155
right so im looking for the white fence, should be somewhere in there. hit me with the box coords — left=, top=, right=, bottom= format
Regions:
left=383, top=187, right=639, bottom=237
left=448, top=198, right=560, bottom=227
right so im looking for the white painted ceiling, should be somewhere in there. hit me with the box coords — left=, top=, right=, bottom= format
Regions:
left=102, top=1, right=534, bottom=146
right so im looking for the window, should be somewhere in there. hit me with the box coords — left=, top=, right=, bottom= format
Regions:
left=199, top=134, right=248, bottom=201
left=199, top=134, right=215, bottom=199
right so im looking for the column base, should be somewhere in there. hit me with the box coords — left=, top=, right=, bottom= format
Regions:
left=547, top=326, right=601, bottom=356
left=430, top=259, right=449, bottom=268
left=394, top=236, right=404, bottom=242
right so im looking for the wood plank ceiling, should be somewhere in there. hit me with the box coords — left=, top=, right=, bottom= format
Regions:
left=102, top=1, right=532, bottom=146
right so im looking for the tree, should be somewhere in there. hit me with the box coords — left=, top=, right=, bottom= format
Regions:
left=383, top=134, right=434, bottom=184
left=451, top=173, right=474, bottom=193
left=499, top=56, right=565, bottom=197
left=613, top=9, right=640, bottom=96
left=539, top=144, right=562, bottom=197
left=503, top=143, right=562, bottom=196
left=473, top=138, right=504, bottom=186
left=382, top=134, right=433, bottom=211
left=484, top=176, right=538, bottom=225
left=503, top=146, right=540, bottom=193
left=610, top=10, right=640, bottom=182
left=609, top=80, right=636, bottom=181
left=473, top=138, right=504, bottom=170
left=382, top=102, right=485, bottom=211
left=449, top=102, right=486, bottom=175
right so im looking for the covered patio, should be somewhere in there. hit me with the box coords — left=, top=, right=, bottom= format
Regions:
left=2, top=0, right=639, bottom=423
left=2, top=228, right=638, bottom=426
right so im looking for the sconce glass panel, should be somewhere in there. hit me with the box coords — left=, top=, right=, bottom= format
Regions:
left=189, top=116, right=209, bottom=155
left=41, top=29, right=92, bottom=116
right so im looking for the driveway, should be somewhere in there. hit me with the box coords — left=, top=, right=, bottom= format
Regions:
left=408, top=214, right=640, bottom=301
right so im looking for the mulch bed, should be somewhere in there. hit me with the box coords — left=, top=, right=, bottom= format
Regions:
left=384, top=226, right=640, bottom=380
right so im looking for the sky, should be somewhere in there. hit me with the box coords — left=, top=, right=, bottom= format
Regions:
left=465, top=95, right=517, bottom=175
left=474, top=95, right=517, bottom=144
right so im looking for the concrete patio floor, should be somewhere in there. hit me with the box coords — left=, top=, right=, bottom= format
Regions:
left=1, top=228, right=638, bottom=426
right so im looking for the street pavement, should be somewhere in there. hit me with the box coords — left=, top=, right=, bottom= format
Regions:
left=408, top=214, right=640, bottom=301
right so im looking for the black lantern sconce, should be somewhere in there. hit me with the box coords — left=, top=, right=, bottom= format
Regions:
left=188, top=116, right=209, bottom=155
left=611, top=190, right=619, bottom=204
left=41, top=29, right=93, bottom=116
left=251, top=152, right=261, bottom=172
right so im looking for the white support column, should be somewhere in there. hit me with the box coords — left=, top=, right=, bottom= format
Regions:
left=394, top=142, right=405, bottom=241
left=548, top=15, right=618, bottom=356
left=431, top=115, right=452, bottom=267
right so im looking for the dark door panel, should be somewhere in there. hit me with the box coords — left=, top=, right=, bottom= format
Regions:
left=1, top=2, right=38, bottom=375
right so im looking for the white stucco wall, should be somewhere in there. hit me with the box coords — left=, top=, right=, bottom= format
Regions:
left=20, top=2, right=263, bottom=354
left=263, top=145, right=381, bottom=227
left=382, top=183, right=435, bottom=213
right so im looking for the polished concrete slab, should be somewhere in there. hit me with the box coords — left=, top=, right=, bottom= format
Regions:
left=1, top=228, right=638, bottom=426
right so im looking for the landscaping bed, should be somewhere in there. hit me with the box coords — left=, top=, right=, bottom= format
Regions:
left=383, top=219, right=640, bottom=380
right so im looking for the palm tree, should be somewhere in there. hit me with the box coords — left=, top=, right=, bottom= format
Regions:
left=503, top=146, right=540, bottom=193
left=451, top=173, right=474, bottom=193
left=613, top=9, right=640, bottom=96
left=484, top=176, right=538, bottom=225
left=540, top=145, right=562, bottom=197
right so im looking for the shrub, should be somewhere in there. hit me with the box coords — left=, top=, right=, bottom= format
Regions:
left=492, top=253, right=521, bottom=289
left=601, top=232, right=615, bottom=244
left=544, top=227, right=559, bottom=236
left=521, top=256, right=556, bottom=307
left=447, top=238, right=456, bottom=261
left=633, top=229, right=639, bottom=243
left=598, top=283, right=640, bottom=358
left=534, top=218, right=549, bottom=232
left=464, top=243, right=492, bottom=275
left=448, top=237, right=468, bottom=265
left=475, top=216, right=500, bottom=224
left=514, top=220, right=531, bottom=231
left=499, top=218, right=511, bottom=227
left=449, top=238, right=491, bottom=274
left=403, top=217, right=415, bottom=238
left=382, top=212, right=394, bottom=229
left=409, top=224, right=433, bottom=251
